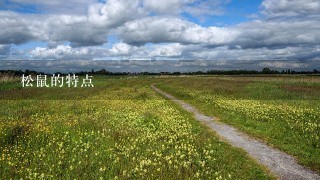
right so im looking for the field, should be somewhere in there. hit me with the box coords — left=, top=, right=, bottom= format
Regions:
left=157, top=76, right=320, bottom=174
left=1, top=75, right=319, bottom=179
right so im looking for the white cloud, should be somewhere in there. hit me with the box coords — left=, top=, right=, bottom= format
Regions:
left=232, top=19, right=320, bottom=49
left=110, top=43, right=135, bottom=55
left=43, top=15, right=109, bottom=47
left=0, top=0, right=148, bottom=47
left=143, top=0, right=227, bottom=18
left=30, top=45, right=92, bottom=60
left=0, top=11, right=35, bottom=44
left=261, top=0, right=320, bottom=18
left=88, top=0, right=145, bottom=28
left=118, top=17, right=238, bottom=46
left=191, top=45, right=320, bottom=61
left=143, top=0, right=192, bottom=14
left=28, top=42, right=320, bottom=62
left=184, top=0, right=226, bottom=18
left=257, top=61, right=307, bottom=69
left=0, top=11, right=107, bottom=46
left=8, top=0, right=96, bottom=14
left=149, top=43, right=184, bottom=57
left=1, top=0, right=320, bottom=61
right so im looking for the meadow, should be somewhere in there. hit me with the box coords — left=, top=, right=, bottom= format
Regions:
left=0, top=76, right=272, bottom=179
left=156, top=75, right=320, bottom=174
left=1, top=75, right=319, bottom=179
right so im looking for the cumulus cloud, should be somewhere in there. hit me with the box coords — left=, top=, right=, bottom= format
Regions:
left=5, top=0, right=96, bottom=14
left=188, top=45, right=320, bottom=61
left=1, top=60, right=320, bottom=73
left=27, top=42, right=320, bottom=62
left=261, top=0, right=320, bottom=18
left=118, top=17, right=237, bottom=46
left=30, top=45, right=93, bottom=60
left=231, top=19, right=320, bottom=49
left=0, top=12, right=35, bottom=45
left=143, top=0, right=191, bottom=14
left=42, top=15, right=109, bottom=47
left=143, top=0, right=227, bottom=18
left=38, top=0, right=147, bottom=47
left=257, top=61, right=308, bottom=69
left=88, top=0, right=145, bottom=28
left=110, top=43, right=136, bottom=56
left=0, top=0, right=149, bottom=47
left=184, top=0, right=227, bottom=19
left=0, top=12, right=110, bottom=47
left=0, top=0, right=320, bottom=62
left=149, top=43, right=185, bottom=57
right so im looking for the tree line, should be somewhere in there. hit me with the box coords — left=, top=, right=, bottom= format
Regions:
left=0, top=68, right=319, bottom=77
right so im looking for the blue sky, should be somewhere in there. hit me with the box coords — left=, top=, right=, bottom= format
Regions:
left=0, top=0, right=320, bottom=71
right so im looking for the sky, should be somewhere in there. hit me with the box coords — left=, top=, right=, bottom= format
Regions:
left=0, top=0, right=320, bottom=72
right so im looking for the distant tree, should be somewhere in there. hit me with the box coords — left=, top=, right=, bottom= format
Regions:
left=25, top=69, right=30, bottom=75
left=97, top=69, right=109, bottom=75
left=262, top=68, right=272, bottom=74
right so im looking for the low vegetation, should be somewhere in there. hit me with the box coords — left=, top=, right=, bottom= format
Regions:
left=0, top=77, right=273, bottom=179
left=157, top=76, right=320, bottom=174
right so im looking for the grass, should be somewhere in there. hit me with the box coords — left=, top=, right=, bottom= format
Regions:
left=156, top=75, right=320, bottom=174
left=0, top=76, right=274, bottom=179
left=0, top=75, right=21, bottom=91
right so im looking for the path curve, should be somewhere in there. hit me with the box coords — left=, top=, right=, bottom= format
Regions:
left=151, top=84, right=320, bottom=180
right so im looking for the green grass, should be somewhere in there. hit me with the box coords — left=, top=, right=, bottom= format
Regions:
left=155, top=75, right=320, bottom=174
left=0, top=77, right=274, bottom=179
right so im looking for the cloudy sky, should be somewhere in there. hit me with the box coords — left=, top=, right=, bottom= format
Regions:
left=0, top=0, right=320, bottom=71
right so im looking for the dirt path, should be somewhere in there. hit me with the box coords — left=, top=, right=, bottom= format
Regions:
left=151, top=84, right=320, bottom=180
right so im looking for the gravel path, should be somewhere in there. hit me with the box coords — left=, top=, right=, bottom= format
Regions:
left=151, top=84, right=320, bottom=180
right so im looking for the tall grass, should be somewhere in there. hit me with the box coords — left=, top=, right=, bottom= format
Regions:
left=0, top=74, right=20, bottom=83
